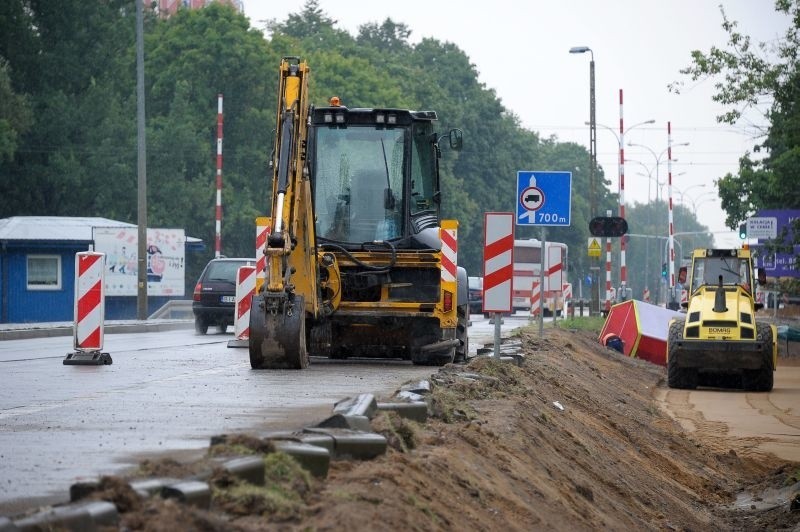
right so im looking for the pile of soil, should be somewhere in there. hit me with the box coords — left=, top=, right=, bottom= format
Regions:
left=107, top=328, right=800, bottom=530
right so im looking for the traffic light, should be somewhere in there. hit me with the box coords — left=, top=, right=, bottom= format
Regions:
left=738, top=223, right=747, bottom=239
left=661, top=262, right=668, bottom=278
left=589, top=216, right=629, bottom=237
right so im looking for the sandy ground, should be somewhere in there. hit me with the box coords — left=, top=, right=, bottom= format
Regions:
left=59, top=326, right=800, bottom=531
left=657, top=361, right=800, bottom=464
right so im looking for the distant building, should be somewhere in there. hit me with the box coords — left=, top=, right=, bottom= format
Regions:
left=0, top=217, right=203, bottom=323
left=157, top=0, right=244, bottom=18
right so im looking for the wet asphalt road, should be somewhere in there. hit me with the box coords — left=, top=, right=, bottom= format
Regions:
left=0, top=314, right=531, bottom=514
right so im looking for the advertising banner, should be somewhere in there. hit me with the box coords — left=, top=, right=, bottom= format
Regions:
left=93, top=227, right=186, bottom=296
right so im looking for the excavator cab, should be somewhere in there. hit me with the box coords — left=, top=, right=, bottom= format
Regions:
left=309, top=105, right=455, bottom=247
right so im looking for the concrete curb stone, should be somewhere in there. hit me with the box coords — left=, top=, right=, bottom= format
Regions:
left=11, top=500, right=118, bottom=531
left=160, top=480, right=211, bottom=509
left=128, top=477, right=181, bottom=499
left=316, top=413, right=372, bottom=432
left=376, top=401, right=428, bottom=422
left=272, top=441, right=331, bottom=478
left=217, top=456, right=266, bottom=486
left=303, top=427, right=387, bottom=460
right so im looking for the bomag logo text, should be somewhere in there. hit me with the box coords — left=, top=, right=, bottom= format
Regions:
left=708, top=327, right=732, bottom=334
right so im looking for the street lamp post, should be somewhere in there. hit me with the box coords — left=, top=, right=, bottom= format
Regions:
left=570, top=45, right=599, bottom=315
left=136, top=0, right=148, bottom=320
left=674, top=183, right=708, bottom=208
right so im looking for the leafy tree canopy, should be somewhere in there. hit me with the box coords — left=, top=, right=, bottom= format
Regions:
left=0, top=0, right=708, bottom=293
left=673, top=1, right=800, bottom=238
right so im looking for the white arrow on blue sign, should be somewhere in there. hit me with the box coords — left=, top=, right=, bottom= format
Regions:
left=516, top=171, right=572, bottom=226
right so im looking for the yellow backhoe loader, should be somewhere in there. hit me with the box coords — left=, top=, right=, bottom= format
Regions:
left=249, top=57, right=469, bottom=369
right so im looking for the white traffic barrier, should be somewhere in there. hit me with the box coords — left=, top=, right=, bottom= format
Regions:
left=64, top=252, right=112, bottom=365
left=227, top=265, right=256, bottom=348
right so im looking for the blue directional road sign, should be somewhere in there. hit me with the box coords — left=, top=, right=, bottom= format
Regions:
left=516, top=171, right=572, bottom=226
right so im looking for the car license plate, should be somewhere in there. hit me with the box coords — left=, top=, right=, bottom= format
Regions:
left=221, top=295, right=236, bottom=303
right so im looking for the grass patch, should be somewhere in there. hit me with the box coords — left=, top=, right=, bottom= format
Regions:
left=429, top=386, right=477, bottom=423
left=212, top=452, right=312, bottom=520
left=557, top=315, right=606, bottom=333
left=374, top=411, right=419, bottom=453
left=213, top=482, right=304, bottom=519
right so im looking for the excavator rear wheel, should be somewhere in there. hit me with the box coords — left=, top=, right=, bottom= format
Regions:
left=249, top=294, right=309, bottom=369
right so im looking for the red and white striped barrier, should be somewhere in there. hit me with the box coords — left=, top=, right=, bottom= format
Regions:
left=562, top=282, right=573, bottom=301
left=529, top=280, right=541, bottom=316
left=228, top=265, right=256, bottom=348
left=440, top=223, right=458, bottom=284
left=483, top=213, right=514, bottom=314
left=255, top=217, right=270, bottom=290
left=64, top=251, right=112, bottom=365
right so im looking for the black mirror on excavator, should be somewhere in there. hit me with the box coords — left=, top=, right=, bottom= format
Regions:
left=757, top=267, right=767, bottom=285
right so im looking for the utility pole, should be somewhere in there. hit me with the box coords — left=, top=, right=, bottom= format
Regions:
left=136, top=0, right=148, bottom=320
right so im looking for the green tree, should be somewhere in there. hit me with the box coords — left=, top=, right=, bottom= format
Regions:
left=672, top=1, right=800, bottom=233
left=0, top=60, right=32, bottom=162
left=144, top=3, right=275, bottom=263
left=0, top=0, right=136, bottom=217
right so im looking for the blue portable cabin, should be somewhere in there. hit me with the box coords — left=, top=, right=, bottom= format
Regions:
left=0, top=216, right=204, bottom=323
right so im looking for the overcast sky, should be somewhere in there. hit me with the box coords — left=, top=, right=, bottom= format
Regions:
left=242, top=0, right=792, bottom=247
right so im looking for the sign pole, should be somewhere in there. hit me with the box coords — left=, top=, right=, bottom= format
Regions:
left=539, top=227, right=546, bottom=336
left=493, top=312, right=502, bottom=358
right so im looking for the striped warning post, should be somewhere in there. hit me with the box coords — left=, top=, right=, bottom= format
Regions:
left=228, top=265, right=256, bottom=348
left=440, top=221, right=458, bottom=284
left=65, top=252, right=112, bottom=365
left=562, top=282, right=573, bottom=301
left=529, top=281, right=541, bottom=316
left=483, top=213, right=514, bottom=313
left=74, top=252, right=105, bottom=350
left=255, top=217, right=270, bottom=293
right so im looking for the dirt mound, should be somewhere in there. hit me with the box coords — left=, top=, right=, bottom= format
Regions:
left=117, top=328, right=799, bottom=530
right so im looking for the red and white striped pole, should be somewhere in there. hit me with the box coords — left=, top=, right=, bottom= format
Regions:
left=605, top=209, right=613, bottom=307
left=65, top=251, right=112, bottom=365
left=667, top=121, right=676, bottom=308
left=215, top=93, right=224, bottom=259
left=618, top=89, right=627, bottom=295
